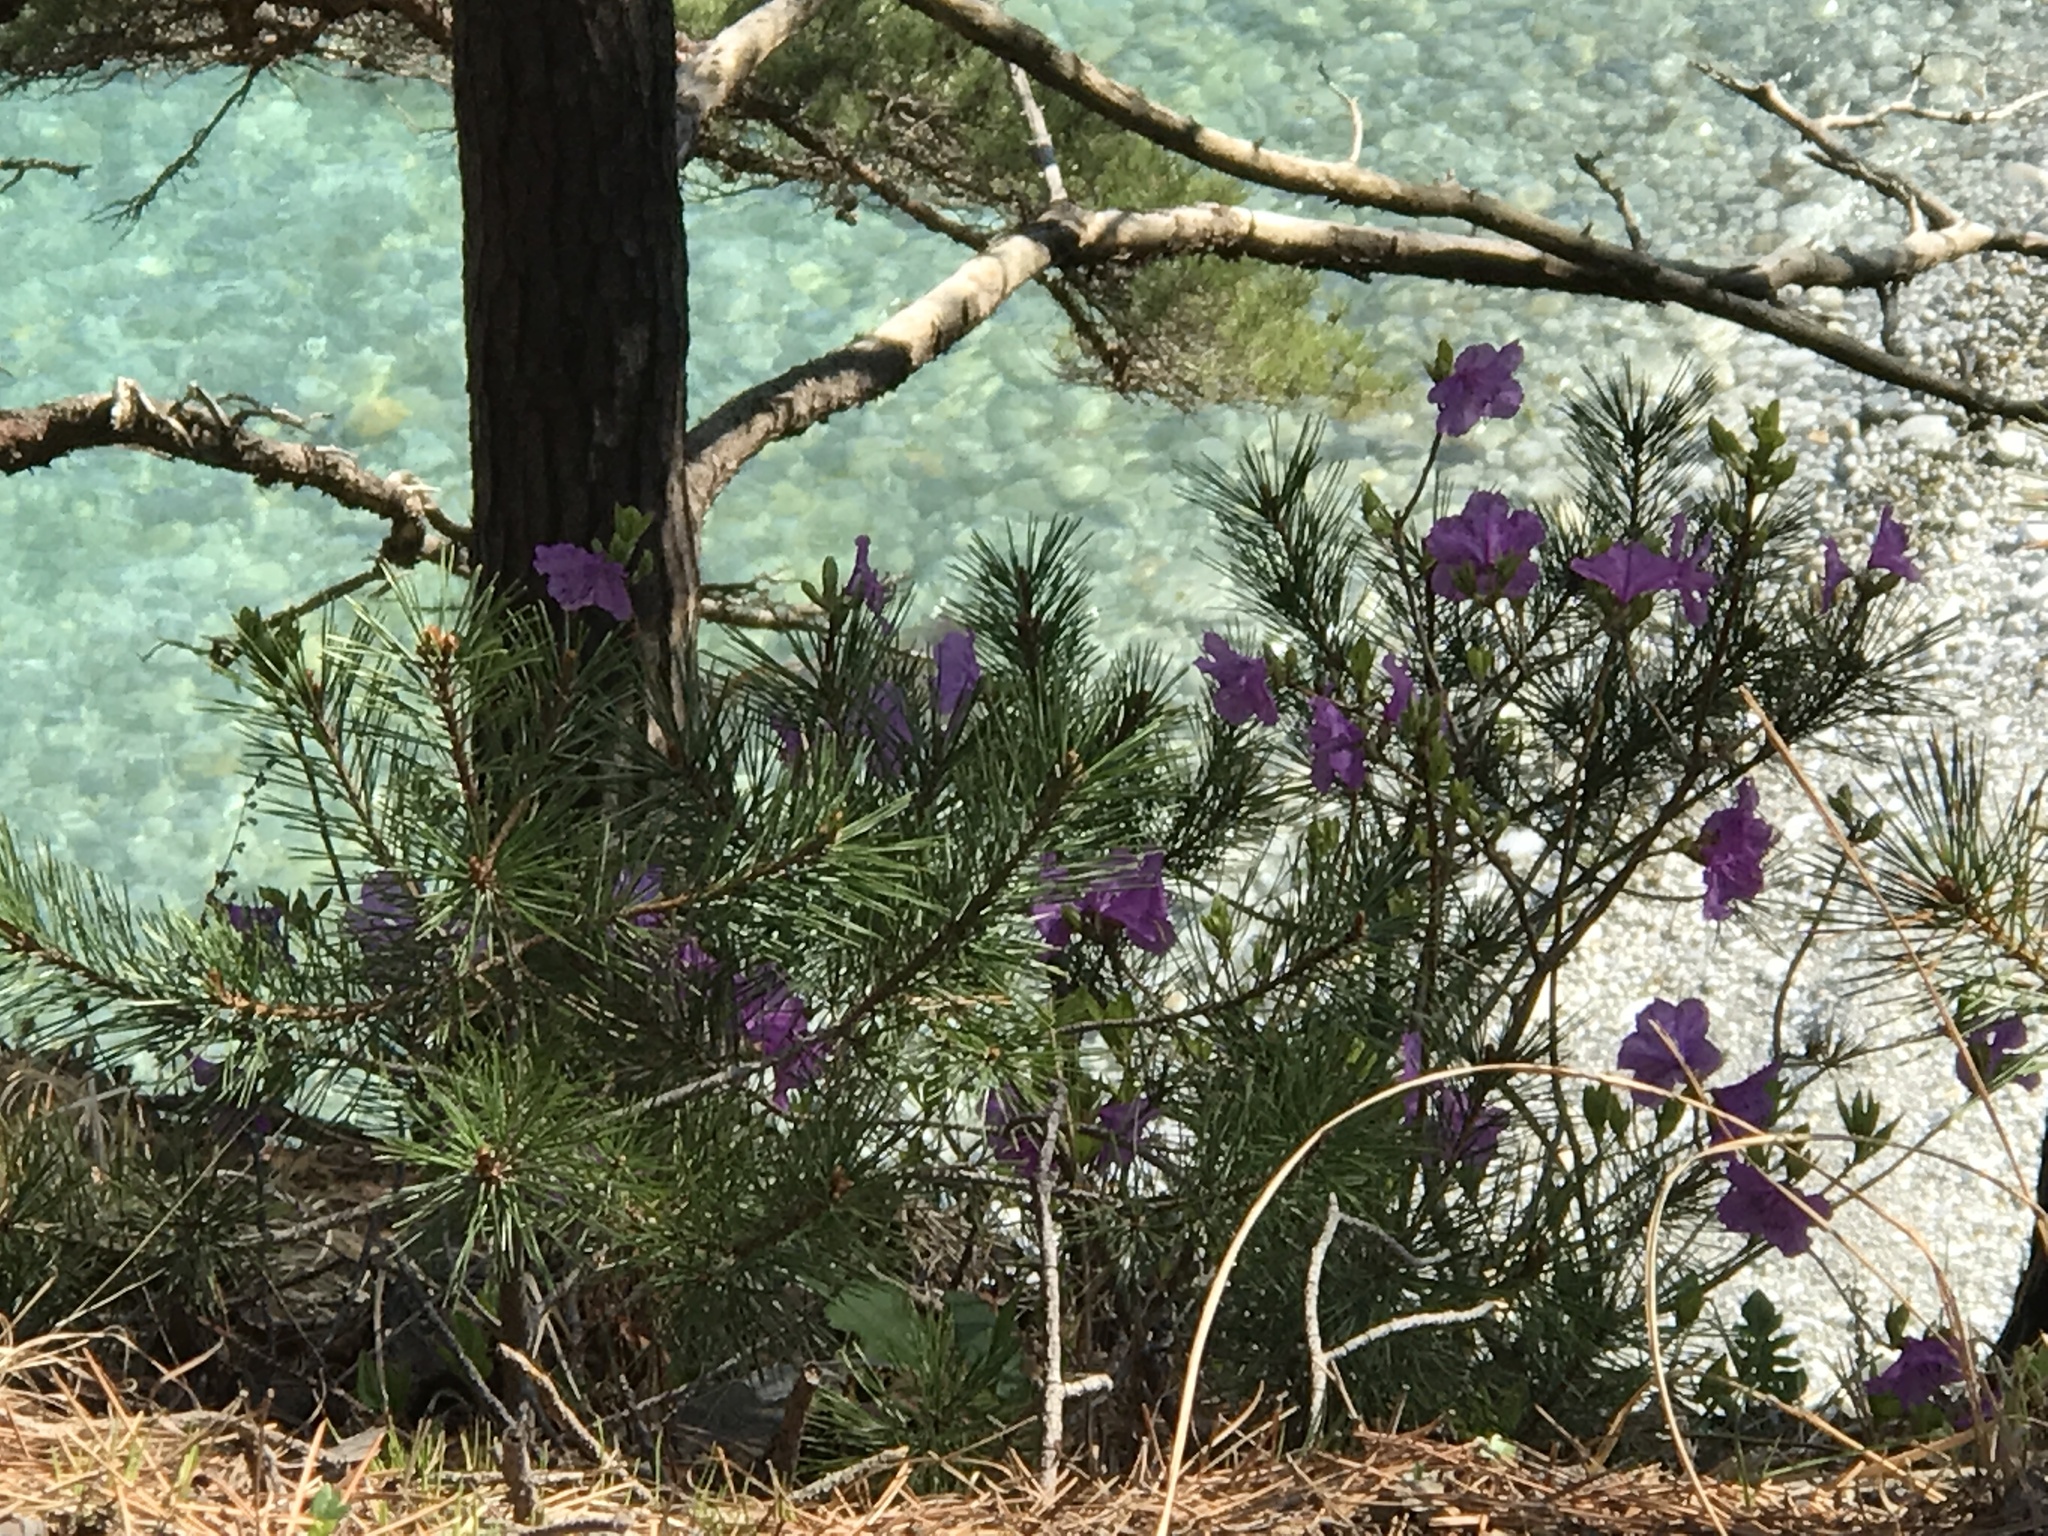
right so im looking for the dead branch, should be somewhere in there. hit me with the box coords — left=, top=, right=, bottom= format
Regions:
left=1030, top=1082, right=1110, bottom=1499
left=1005, top=63, right=1067, bottom=207
left=101, top=65, right=259, bottom=225
left=676, top=0, right=834, bottom=164
left=0, top=378, right=466, bottom=559
left=0, top=156, right=87, bottom=194
left=1693, top=63, right=1962, bottom=231
left=897, top=0, right=2048, bottom=391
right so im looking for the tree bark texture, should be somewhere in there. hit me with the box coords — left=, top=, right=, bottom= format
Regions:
left=452, top=0, right=696, bottom=683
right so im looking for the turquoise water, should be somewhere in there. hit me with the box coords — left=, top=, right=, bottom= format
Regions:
left=0, top=0, right=2027, bottom=904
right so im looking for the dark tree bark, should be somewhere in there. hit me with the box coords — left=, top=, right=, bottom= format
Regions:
left=1997, top=1149, right=2048, bottom=1359
left=452, top=0, right=697, bottom=695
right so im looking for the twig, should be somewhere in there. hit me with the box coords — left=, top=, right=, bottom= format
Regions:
left=99, top=66, right=262, bottom=226
left=0, top=156, right=87, bottom=194
left=789, top=1444, right=909, bottom=1502
left=1573, top=151, right=1645, bottom=251
left=1302, top=1193, right=1474, bottom=1437
left=1030, top=1081, right=1109, bottom=1500
left=497, top=1342, right=614, bottom=1467
left=1316, top=63, right=1364, bottom=165
left=1006, top=63, right=1068, bottom=205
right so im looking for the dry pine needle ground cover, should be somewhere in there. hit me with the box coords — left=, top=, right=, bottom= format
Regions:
left=0, top=1334, right=2042, bottom=1536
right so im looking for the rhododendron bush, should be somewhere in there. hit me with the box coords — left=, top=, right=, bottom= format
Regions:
left=0, top=343, right=1988, bottom=1471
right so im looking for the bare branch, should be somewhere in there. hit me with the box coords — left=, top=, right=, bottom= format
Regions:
left=0, top=378, right=469, bottom=559
left=683, top=198, right=2048, bottom=516
left=1316, top=63, right=1364, bottom=166
left=1695, top=62, right=1963, bottom=230
left=1573, top=151, right=1645, bottom=253
left=676, top=0, right=834, bottom=163
left=101, top=65, right=262, bottom=226
left=1005, top=63, right=1067, bottom=206
left=0, top=156, right=88, bottom=194
left=1819, top=82, right=2048, bottom=132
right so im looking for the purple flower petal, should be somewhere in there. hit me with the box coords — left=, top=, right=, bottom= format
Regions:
left=1666, top=514, right=1718, bottom=627
left=1082, top=849, right=1176, bottom=955
left=1382, top=655, right=1415, bottom=726
left=1867, top=504, right=1921, bottom=584
left=1423, top=491, right=1547, bottom=603
left=1866, top=1334, right=1965, bottom=1411
left=1194, top=632, right=1279, bottom=727
left=614, top=866, right=665, bottom=928
left=1093, top=1094, right=1159, bottom=1170
left=1307, top=694, right=1366, bottom=793
left=1717, top=1160, right=1831, bottom=1256
left=533, top=543, right=633, bottom=623
left=1617, top=996, right=1723, bottom=1106
left=1434, top=1086, right=1507, bottom=1169
left=1427, top=341, right=1525, bottom=437
left=1570, top=541, right=1679, bottom=606
left=1707, top=1061, right=1779, bottom=1152
left=845, top=534, right=891, bottom=618
left=1397, top=1031, right=1425, bottom=1123
left=1699, top=779, right=1774, bottom=921
left=1820, top=536, right=1852, bottom=613
left=1958, top=1015, right=2039, bottom=1091
left=934, top=628, right=981, bottom=717
left=343, top=871, right=418, bottom=952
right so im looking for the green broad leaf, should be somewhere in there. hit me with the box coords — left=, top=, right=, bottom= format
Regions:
left=307, top=1485, right=350, bottom=1536
left=827, top=1280, right=930, bottom=1368
left=1654, top=1097, right=1686, bottom=1141
left=821, top=556, right=841, bottom=596
left=1428, top=337, right=1455, bottom=382
left=1464, top=644, right=1493, bottom=681
left=1707, top=417, right=1744, bottom=465
left=606, top=503, right=652, bottom=564
left=1885, top=1301, right=1912, bottom=1348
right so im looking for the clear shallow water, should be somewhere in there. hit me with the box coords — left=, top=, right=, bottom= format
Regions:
left=0, top=0, right=2034, bottom=904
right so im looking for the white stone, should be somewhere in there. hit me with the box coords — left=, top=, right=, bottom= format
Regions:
left=1895, top=413, right=1957, bottom=447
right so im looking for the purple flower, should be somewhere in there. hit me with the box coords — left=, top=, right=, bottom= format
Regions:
left=191, top=1054, right=221, bottom=1090
left=735, top=964, right=823, bottom=1108
left=1382, top=655, right=1415, bottom=726
left=1820, top=536, right=1852, bottom=613
left=1570, top=540, right=1678, bottom=606
left=1699, top=779, right=1774, bottom=921
left=1094, top=1095, right=1159, bottom=1170
left=533, top=544, right=633, bottom=623
left=1716, top=1161, right=1832, bottom=1257
left=1865, top=1334, right=1965, bottom=1412
left=1307, top=695, right=1366, bottom=793
left=859, top=681, right=914, bottom=778
left=769, top=716, right=803, bottom=763
left=1034, top=850, right=1176, bottom=954
left=614, top=866, right=665, bottom=928
left=845, top=534, right=890, bottom=618
left=1083, top=849, right=1176, bottom=954
left=225, top=901, right=284, bottom=942
left=985, top=1087, right=1045, bottom=1177
left=1868, top=504, right=1921, bottom=583
left=1707, top=1062, right=1779, bottom=1152
left=1032, top=854, right=1076, bottom=948
left=736, top=964, right=808, bottom=1057
left=1617, top=997, right=1723, bottom=1106
left=770, top=1033, right=832, bottom=1110
left=934, top=628, right=981, bottom=718
left=1397, top=1031, right=1425, bottom=1123
left=1427, top=341, right=1525, bottom=437
left=1667, top=514, right=1718, bottom=627
left=1194, top=633, right=1279, bottom=727
left=1957, top=1015, right=2040, bottom=1092
left=1423, top=491, right=1546, bottom=602
left=1434, top=1086, right=1507, bottom=1169
left=343, top=871, right=418, bottom=951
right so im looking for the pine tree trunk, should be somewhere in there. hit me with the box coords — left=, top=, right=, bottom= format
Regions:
left=1997, top=1133, right=2048, bottom=1358
left=451, top=0, right=697, bottom=698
